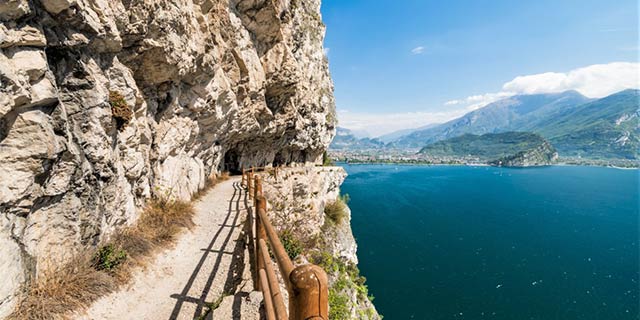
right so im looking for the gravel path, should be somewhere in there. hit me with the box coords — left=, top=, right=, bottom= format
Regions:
left=77, top=177, right=252, bottom=320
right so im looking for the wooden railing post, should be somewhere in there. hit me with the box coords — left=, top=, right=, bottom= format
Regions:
left=241, top=168, right=246, bottom=187
left=254, top=175, right=262, bottom=208
left=290, top=265, right=329, bottom=320
left=255, top=196, right=267, bottom=290
left=247, top=171, right=254, bottom=199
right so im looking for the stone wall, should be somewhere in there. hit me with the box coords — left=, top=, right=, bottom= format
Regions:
left=0, top=0, right=335, bottom=316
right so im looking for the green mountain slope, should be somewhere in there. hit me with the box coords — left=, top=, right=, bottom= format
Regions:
left=392, top=90, right=639, bottom=159
left=537, top=89, right=639, bottom=159
left=392, top=91, right=591, bottom=148
left=418, top=131, right=553, bottom=159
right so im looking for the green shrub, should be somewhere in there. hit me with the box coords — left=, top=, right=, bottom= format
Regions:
left=328, top=288, right=351, bottom=319
left=323, top=151, right=334, bottom=166
left=280, top=229, right=303, bottom=259
left=93, top=244, right=127, bottom=272
left=312, top=251, right=337, bottom=272
left=311, top=250, right=377, bottom=319
left=324, top=194, right=349, bottom=225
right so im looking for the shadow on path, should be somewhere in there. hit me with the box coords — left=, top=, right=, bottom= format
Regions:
left=168, top=182, right=246, bottom=319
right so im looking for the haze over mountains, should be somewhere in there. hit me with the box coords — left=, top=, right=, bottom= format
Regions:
left=331, top=127, right=385, bottom=150
left=375, top=123, right=440, bottom=143
left=331, top=89, right=639, bottom=160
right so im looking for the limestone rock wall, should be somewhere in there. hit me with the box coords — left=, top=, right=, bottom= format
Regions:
left=0, top=0, right=335, bottom=316
left=259, top=167, right=357, bottom=263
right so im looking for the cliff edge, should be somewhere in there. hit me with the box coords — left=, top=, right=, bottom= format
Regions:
left=259, top=167, right=381, bottom=319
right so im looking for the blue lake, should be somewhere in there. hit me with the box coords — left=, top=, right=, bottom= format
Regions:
left=340, top=164, right=639, bottom=320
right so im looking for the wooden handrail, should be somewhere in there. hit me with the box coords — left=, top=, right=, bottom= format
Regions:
left=259, top=268, right=277, bottom=320
left=259, top=238, right=288, bottom=320
left=257, top=200, right=295, bottom=285
left=242, top=168, right=328, bottom=320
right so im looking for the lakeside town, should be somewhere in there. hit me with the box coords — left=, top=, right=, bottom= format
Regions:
left=329, top=149, right=640, bottom=168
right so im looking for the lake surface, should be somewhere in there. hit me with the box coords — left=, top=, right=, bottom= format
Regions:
left=341, top=164, right=639, bottom=320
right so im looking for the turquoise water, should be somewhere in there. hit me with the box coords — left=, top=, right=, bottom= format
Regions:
left=341, top=164, right=639, bottom=320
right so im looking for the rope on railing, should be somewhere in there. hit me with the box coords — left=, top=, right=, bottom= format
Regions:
left=241, top=167, right=329, bottom=320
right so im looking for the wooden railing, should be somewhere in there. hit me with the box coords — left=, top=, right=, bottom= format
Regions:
left=241, top=167, right=329, bottom=320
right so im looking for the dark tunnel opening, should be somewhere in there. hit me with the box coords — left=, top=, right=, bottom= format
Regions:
left=222, top=148, right=242, bottom=174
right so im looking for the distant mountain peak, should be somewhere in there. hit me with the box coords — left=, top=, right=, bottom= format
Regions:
left=390, top=89, right=637, bottom=160
left=330, top=127, right=384, bottom=150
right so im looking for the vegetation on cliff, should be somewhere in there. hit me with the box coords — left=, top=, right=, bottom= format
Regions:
left=311, top=251, right=378, bottom=320
left=419, top=131, right=557, bottom=166
left=324, top=194, right=350, bottom=225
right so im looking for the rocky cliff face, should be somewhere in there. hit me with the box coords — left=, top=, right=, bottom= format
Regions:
left=260, top=167, right=357, bottom=262
left=491, top=140, right=558, bottom=167
left=0, top=0, right=335, bottom=316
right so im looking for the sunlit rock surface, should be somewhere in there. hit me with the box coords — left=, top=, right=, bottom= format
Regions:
left=0, top=0, right=335, bottom=315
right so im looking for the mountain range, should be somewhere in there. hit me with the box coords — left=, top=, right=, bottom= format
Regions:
left=331, top=89, right=639, bottom=159
left=330, top=127, right=385, bottom=150
left=391, top=90, right=592, bottom=147
left=376, top=123, right=440, bottom=143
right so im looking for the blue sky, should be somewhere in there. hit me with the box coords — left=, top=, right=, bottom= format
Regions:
left=320, top=0, right=639, bottom=136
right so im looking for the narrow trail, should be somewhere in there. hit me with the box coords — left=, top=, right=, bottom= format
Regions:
left=78, top=177, right=259, bottom=320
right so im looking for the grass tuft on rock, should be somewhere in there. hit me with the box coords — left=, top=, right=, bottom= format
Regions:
left=324, top=194, right=349, bottom=226
left=108, top=91, right=133, bottom=131
left=9, top=255, right=117, bottom=320
left=136, top=198, right=195, bottom=245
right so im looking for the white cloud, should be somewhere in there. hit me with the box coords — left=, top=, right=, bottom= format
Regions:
left=444, top=91, right=516, bottom=110
left=323, top=47, right=330, bottom=55
left=447, top=62, right=639, bottom=112
left=501, top=62, right=639, bottom=98
left=411, top=46, right=425, bottom=55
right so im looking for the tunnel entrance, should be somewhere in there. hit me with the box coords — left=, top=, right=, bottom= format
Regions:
left=222, top=148, right=242, bottom=174
left=273, top=151, right=287, bottom=167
